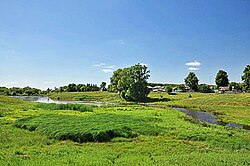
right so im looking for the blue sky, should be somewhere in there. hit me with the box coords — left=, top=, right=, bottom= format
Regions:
left=0, top=0, right=250, bottom=89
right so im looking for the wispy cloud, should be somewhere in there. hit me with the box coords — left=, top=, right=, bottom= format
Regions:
left=106, top=65, right=116, bottom=69
left=112, top=39, right=125, bottom=45
left=102, top=69, right=113, bottom=73
left=7, top=49, right=15, bottom=53
left=188, top=67, right=199, bottom=71
left=93, top=63, right=106, bottom=67
left=185, top=61, right=201, bottom=67
left=118, top=40, right=125, bottom=45
left=6, top=81, right=18, bottom=84
left=43, top=81, right=53, bottom=84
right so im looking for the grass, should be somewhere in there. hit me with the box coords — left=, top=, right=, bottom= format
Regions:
left=148, top=92, right=250, bottom=125
left=35, top=103, right=94, bottom=112
left=0, top=94, right=250, bottom=165
left=48, top=91, right=122, bottom=102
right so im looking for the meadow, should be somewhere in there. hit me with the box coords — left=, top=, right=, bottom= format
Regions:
left=0, top=93, right=250, bottom=165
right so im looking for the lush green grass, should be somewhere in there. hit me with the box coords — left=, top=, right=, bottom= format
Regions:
left=35, top=103, right=93, bottom=112
left=48, top=91, right=122, bottom=102
left=1, top=95, right=250, bottom=165
left=148, top=92, right=250, bottom=125
left=49, top=91, right=250, bottom=125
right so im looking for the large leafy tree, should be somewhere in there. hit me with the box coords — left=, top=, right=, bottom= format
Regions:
left=242, top=65, right=250, bottom=92
left=184, top=72, right=199, bottom=91
left=215, top=70, right=229, bottom=88
left=109, top=64, right=150, bottom=102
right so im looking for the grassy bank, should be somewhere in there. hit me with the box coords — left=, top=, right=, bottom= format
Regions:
left=48, top=91, right=250, bottom=125
left=148, top=92, right=250, bottom=125
left=0, top=95, right=250, bottom=165
left=48, top=91, right=121, bottom=102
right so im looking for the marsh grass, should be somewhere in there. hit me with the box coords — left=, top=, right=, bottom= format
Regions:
left=35, top=103, right=93, bottom=112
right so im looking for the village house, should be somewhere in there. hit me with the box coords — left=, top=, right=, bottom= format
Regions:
left=218, top=86, right=229, bottom=93
left=147, top=86, right=165, bottom=92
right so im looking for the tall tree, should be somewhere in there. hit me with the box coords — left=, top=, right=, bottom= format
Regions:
left=109, top=63, right=150, bottom=101
left=215, top=70, right=229, bottom=88
left=242, top=65, right=250, bottom=92
left=184, top=72, right=199, bottom=91
left=100, top=82, right=107, bottom=91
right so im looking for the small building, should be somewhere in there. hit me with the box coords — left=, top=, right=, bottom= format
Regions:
left=147, top=86, right=165, bottom=92
left=219, top=86, right=229, bottom=93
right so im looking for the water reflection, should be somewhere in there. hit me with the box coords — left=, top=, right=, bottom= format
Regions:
left=10, top=96, right=116, bottom=107
left=174, top=107, right=250, bottom=130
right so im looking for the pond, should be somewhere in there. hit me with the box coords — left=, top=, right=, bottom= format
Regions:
left=10, top=96, right=117, bottom=107
left=174, top=107, right=250, bottom=130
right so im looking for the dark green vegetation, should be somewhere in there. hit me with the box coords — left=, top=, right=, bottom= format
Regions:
left=0, top=93, right=250, bottom=165
left=48, top=91, right=121, bottom=102
left=198, top=84, right=213, bottom=93
left=215, top=70, right=229, bottom=88
left=109, top=63, right=150, bottom=101
left=0, top=86, right=42, bottom=96
left=35, top=103, right=93, bottom=112
left=55, top=83, right=100, bottom=93
left=242, top=64, right=250, bottom=92
left=184, top=72, right=199, bottom=91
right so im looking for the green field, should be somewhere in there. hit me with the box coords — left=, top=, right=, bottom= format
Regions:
left=0, top=93, right=250, bottom=165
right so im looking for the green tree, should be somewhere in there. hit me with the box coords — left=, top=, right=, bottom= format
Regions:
left=215, top=70, right=229, bottom=88
left=184, top=72, right=199, bottom=91
left=228, top=82, right=242, bottom=91
left=242, top=65, right=250, bottom=92
left=67, top=83, right=77, bottom=92
left=100, top=82, right=107, bottom=91
left=109, top=63, right=150, bottom=101
left=198, top=84, right=213, bottom=93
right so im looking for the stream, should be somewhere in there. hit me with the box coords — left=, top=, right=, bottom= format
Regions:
left=142, top=104, right=250, bottom=130
left=10, top=96, right=117, bottom=107
left=174, top=107, right=250, bottom=130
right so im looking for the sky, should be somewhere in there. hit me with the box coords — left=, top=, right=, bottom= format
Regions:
left=0, top=0, right=250, bottom=89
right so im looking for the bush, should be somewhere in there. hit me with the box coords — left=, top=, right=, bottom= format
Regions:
left=165, top=87, right=172, bottom=94
left=198, top=84, right=213, bottom=93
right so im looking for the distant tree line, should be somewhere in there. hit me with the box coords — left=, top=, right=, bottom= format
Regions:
left=0, top=82, right=106, bottom=96
left=0, top=86, right=42, bottom=96
left=53, top=83, right=100, bottom=93
left=0, top=64, right=249, bottom=101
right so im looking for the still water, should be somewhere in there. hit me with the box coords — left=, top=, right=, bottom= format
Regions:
left=10, top=96, right=116, bottom=107
left=174, top=107, right=250, bottom=130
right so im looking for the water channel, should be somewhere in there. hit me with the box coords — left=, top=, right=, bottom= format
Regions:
left=174, top=107, right=250, bottom=130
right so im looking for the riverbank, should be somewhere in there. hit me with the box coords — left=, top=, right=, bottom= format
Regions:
left=48, top=91, right=250, bottom=125
left=0, top=94, right=250, bottom=165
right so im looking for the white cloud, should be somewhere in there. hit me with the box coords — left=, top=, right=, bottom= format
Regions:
left=93, top=63, right=106, bottom=67
left=7, top=49, right=15, bottom=53
left=112, top=39, right=125, bottom=45
left=6, top=81, right=18, bottom=85
left=118, top=40, right=125, bottom=45
left=102, top=69, right=113, bottom=73
left=188, top=67, right=199, bottom=71
left=185, top=61, right=201, bottom=66
left=43, top=81, right=53, bottom=84
left=106, top=65, right=116, bottom=69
